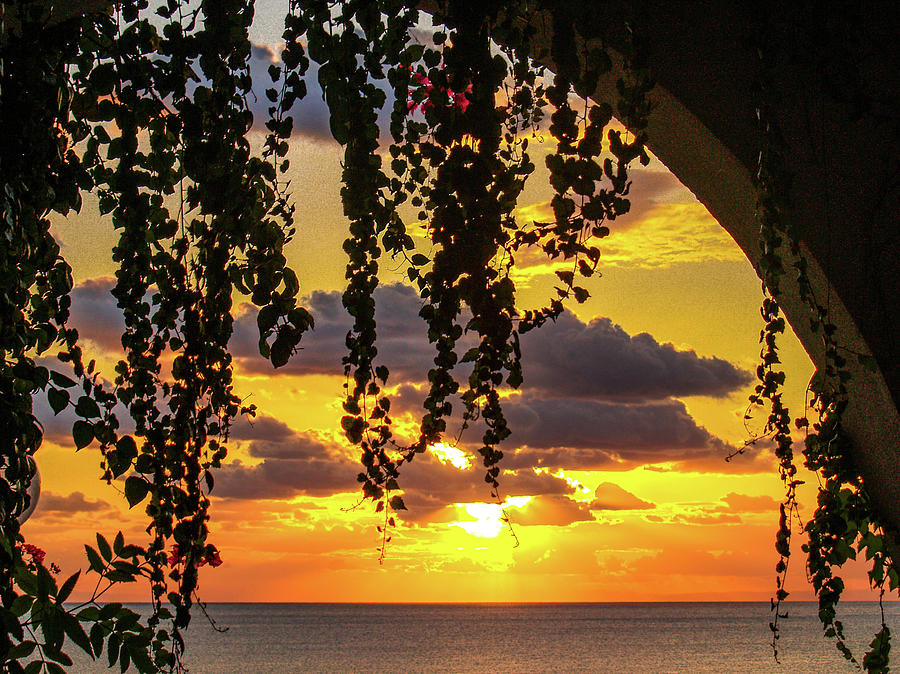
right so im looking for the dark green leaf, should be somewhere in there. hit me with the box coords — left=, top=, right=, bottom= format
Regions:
left=90, top=622, right=105, bottom=656
left=7, top=641, right=37, bottom=659
left=84, top=545, right=104, bottom=573
left=50, top=371, right=77, bottom=388
left=75, top=396, right=101, bottom=419
left=62, top=613, right=93, bottom=657
left=96, top=534, right=112, bottom=562
left=57, top=571, right=80, bottom=603
left=124, top=477, right=149, bottom=509
left=72, top=420, right=93, bottom=449
left=48, top=388, right=69, bottom=415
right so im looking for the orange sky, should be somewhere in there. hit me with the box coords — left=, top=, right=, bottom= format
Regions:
left=20, top=11, right=887, bottom=607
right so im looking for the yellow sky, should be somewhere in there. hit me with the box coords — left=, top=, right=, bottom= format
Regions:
left=22, top=24, right=882, bottom=608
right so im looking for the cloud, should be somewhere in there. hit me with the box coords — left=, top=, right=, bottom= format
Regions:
left=514, top=167, right=688, bottom=235
left=213, top=454, right=359, bottom=500
left=246, top=44, right=333, bottom=141
left=389, top=393, right=758, bottom=473
left=36, top=491, right=112, bottom=515
left=67, top=276, right=125, bottom=353
left=68, top=273, right=750, bottom=408
left=246, top=42, right=396, bottom=142
left=230, top=414, right=302, bottom=444
left=715, top=492, right=780, bottom=513
left=670, top=512, right=743, bottom=526
left=233, top=284, right=750, bottom=408
left=590, top=482, right=654, bottom=511
left=232, top=284, right=440, bottom=381
left=518, top=312, right=751, bottom=400
left=214, top=421, right=358, bottom=499
left=502, top=396, right=724, bottom=453
left=509, top=494, right=595, bottom=526
left=398, top=451, right=577, bottom=520
left=213, top=426, right=579, bottom=520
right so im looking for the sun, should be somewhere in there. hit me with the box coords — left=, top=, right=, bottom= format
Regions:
left=450, top=496, right=533, bottom=538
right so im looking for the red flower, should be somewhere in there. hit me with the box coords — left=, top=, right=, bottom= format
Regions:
left=166, top=544, right=221, bottom=569
left=453, top=90, right=471, bottom=112
left=22, top=543, right=46, bottom=565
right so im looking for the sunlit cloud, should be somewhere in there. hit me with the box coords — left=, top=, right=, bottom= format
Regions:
left=429, top=442, right=472, bottom=470
left=590, top=482, right=655, bottom=511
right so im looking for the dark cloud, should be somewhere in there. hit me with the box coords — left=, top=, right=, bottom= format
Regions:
left=518, top=312, right=751, bottom=401
left=232, top=284, right=443, bottom=382
left=36, top=491, right=111, bottom=515
left=234, top=284, right=750, bottom=409
left=246, top=432, right=333, bottom=461
left=70, top=274, right=749, bottom=408
left=68, top=277, right=125, bottom=353
left=502, top=396, right=724, bottom=453
left=215, top=418, right=357, bottom=499
left=613, top=168, right=692, bottom=229
left=381, top=451, right=576, bottom=520
left=390, top=390, right=754, bottom=473
left=213, top=455, right=359, bottom=500
left=246, top=42, right=395, bottom=142
left=590, top=482, right=654, bottom=511
left=214, top=423, right=578, bottom=518
left=51, top=277, right=764, bottom=476
left=515, top=168, right=690, bottom=241
left=246, top=45, right=333, bottom=141
left=229, top=414, right=299, bottom=444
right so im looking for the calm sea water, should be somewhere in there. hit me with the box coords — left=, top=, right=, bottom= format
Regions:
left=67, top=602, right=898, bottom=672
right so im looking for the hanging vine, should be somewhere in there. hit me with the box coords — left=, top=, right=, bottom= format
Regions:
left=751, top=5, right=895, bottom=670
left=2, top=0, right=310, bottom=670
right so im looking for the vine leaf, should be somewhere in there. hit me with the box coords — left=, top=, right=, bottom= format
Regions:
left=123, top=477, right=149, bottom=509
left=72, top=421, right=93, bottom=450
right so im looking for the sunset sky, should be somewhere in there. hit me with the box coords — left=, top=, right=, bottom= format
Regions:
left=21, top=5, right=884, bottom=605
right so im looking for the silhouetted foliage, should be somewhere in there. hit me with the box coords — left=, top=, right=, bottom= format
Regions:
left=0, top=0, right=894, bottom=671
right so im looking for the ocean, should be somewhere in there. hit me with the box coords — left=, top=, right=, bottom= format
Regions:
left=66, top=602, right=898, bottom=672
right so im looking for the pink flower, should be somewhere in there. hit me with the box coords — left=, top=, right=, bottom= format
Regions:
left=454, top=90, right=470, bottom=112
left=412, top=72, right=431, bottom=87
left=167, top=545, right=183, bottom=566
left=206, top=550, right=223, bottom=568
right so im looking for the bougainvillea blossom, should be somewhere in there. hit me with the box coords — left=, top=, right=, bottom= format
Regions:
left=406, top=66, right=471, bottom=114
left=166, top=545, right=223, bottom=569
